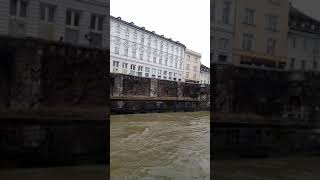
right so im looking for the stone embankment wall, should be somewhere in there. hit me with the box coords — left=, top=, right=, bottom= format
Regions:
left=211, top=64, right=320, bottom=158
left=0, top=36, right=109, bottom=167
left=0, top=36, right=108, bottom=118
left=110, top=73, right=210, bottom=114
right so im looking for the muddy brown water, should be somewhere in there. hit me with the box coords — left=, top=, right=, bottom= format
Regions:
left=111, top=112, right=210, bottom=180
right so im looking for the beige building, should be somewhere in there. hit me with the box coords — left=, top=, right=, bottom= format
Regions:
left=184, top=49, right=201, bottom=83
left=232, top=0, right=289, bottom=70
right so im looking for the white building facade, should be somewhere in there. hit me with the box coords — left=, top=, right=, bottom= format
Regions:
left=110, top=16, right=186, bottom=82
left=200, top=64, right=210, bottom=84
left=0, top=0, right=109, bottom=48
left=184, top=49, right=201, bottom=83
left=287, top=6, right=320, bottom=72
left=211, top=0, right=235, bottom=64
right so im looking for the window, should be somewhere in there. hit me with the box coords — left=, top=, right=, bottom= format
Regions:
left=148, top=36, right=151, bottom=46
left=244, top=8, right=254, bottom=25
left=130, top=64, right=136, bottom=75
left=153, top=57, right=157, bottom=63
left=159, top=57, right=162, bottom=64
left=222, top=1, right=231, bottom=24
left=116, top=23, right=120, bottom=35
left=266, top=15, right=278, bottom=31
left=124, top=47, right=128, bottom=56
left=66, top=9, right=80, bottom=27
left=195, top=58, right=198, bottom=63
left=125, top=28, right=130, bottom=39
left=133, top=31, right=137, bottom=41
left=40, top=3, right=55, bottom=22
left=194, top=66, right=197, bottom=72
left=242, top=33, right=254, bottom=51
left=145, top=67, right=150, bottom=77
left=147, top=52, right=151, bottom=62
left=175, top=62, right=177, bottom=68
left=186, top=72, right=189, bottom=78
left=90, top=14, right=104, bottom=31
left=186, top=64, right=190, bottom=70
left=303, top=39, right=308, bottom=50
left=193, top=74, right=196, bottom=80
left=180, top=62, right=182, bottom=69
left=132, top=49, right=136, bottom=58
left=115, top=46, right=119, bottom=54
left=113, top=61, right=119, bottom=67
left=158, top=70, right=162, bottom=78
left=314, top=40, right=320, bottom=56
left=141, top=36, right=144, bottom=44
left=219, top=38, right=229, bottom=50
left=267, top=38, right=276, bottom=55
left=218, top=55, right=227, bottom=62
left=290, top=58, right=295, bottom=69
left=292, top=37, right=296, bottom=48
left=10, top=0, right=28, bottom=17
left=140, top=52, right=144, bottom=60
left=301, top=60, right=306, bottom=70
left=138, top=66, right=143, bottom=76
left=187, top=55, right=190, bottom=61
left=152, top=68, right=156, bottom=78
left=122, top=62, right=128, bottom=69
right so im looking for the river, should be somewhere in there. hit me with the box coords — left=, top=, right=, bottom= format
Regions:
left=111, top=111, right=210, bottom=180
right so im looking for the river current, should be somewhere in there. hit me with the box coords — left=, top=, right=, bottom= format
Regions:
left=111, top=112, right=210, bottom=180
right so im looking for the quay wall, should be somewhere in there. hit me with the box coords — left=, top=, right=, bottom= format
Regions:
left=110, top=73, right=210, bottom=114
left=0, top=36, right=109, bottom=167
left=212, top=64, right=320, bottom=158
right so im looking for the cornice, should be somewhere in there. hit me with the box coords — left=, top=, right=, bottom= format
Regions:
left=110, top=16, right=186, bottom=48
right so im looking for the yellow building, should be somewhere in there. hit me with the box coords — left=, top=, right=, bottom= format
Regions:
left=232, top=0, right=289, bottom=70
left=184, top=49, right=201, bottom=83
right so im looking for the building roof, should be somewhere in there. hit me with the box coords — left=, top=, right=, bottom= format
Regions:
left=186, top=49, right=201, bottom=57
left=78, top=0, right=109, bottom=7
left=290, top=6, right=320, bottom=24
left=200, top=64, right=210, bottom=72
left=110, top=16, right=186, bottom=48
left=289, top=5, right=320, bottom=34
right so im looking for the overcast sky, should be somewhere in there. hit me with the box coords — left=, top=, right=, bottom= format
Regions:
left=292, top=0, right=320, bottom=20
left=110, top=0, right=210, bottom=67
